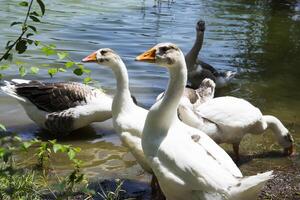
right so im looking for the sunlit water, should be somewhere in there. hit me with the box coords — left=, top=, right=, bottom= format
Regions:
left=0, top=0, right=299, bottom=185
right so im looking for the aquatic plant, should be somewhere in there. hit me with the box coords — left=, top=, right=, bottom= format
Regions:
left=0, top=126, right=92, bottom=199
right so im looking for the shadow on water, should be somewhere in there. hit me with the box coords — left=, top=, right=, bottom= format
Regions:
left=36, top=125, right=106, bottom=142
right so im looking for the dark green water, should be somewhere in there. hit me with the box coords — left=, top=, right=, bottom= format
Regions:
left=0, top=0, right=299, bottom=183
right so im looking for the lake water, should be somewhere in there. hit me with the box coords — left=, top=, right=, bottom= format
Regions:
left=0, top=0, right=299, bottom=185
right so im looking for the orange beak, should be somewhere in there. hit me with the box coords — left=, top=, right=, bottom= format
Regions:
left=284, top=144, right=296, bottom=156
left=82, top=52, right=97, bottom=62
left=135, top=48, right=156, bottom=63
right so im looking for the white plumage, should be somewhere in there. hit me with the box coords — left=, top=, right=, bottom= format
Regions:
left=178, top=79, right=295, bottom=160
left=136, top=42, right=273, bottom=200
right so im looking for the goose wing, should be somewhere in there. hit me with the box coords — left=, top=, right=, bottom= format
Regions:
left=156, top=122, right=242, bottom=193
left=195, top=96, right=262, bottom=128
left=12, top=80, right=107, bottom=112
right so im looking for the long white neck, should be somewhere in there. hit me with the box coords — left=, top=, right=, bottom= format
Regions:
left=185, top=30, right=204, bottom=71
left=263, top=115, right=290, bottom=147
left=111, top=60, right=135, bottom=117
left=158, top=65, right=187, bottom=126
left=143, top=53, right=187, bottom=156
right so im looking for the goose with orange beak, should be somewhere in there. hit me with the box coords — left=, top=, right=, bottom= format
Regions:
left=136, top=43, right=273, bottom=200
left=82, top=48, right=165, bottom=200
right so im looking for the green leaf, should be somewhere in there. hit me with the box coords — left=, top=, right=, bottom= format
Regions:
left=26, top=33, right=34, bottom=38
left=58, top=68, right=66, bottom=72
left=48, top=68, right=58, bottom=77
left=37, top=0, right=45, bottom=15
left=53, top=144, right=62, bottom=153
left=15, top=39, right=27, bottom=54
left=30, top=11, right=40, bottom=16
left=73, top=68, right=83, bottom=76
left=19, top=1, right=28, bottom=6
left=67, top=149, right=76, bottom=160
left=0, top=73, right=3, bottom=79
left=41, top=46, right=56, bottom=56
left=57, top=52, right=68, bottom=60
left=0, top=65, right=10, bottom=70
left=29, top=15, right=40, bottom=22
left=16, top=61, right=25, bottom=65
left=0, top=123, right=6, bottom=131
left=10, top=21, right=23, bottom=27
left=22, top=141, right=32, bottom=150
left=34, top=40, right=40, bottom=46
left=83, top=77, right=92, bottom=84
left=6, top=40, right=14, bottom=48
left=65, top=61, right=74, bottom=68
left=73, top=147, right=81, bottom=153
left=14, top=136, right=22, bottom=142
left=19, top=66, right=27, bottom=77
left=83, top=68, right=91, bottom=74
left=28, top=25, right=37, bottom=32
left=27, top=39, right=33, bottom=44
left=30, top=66, right=39, bottom=74
left=76, top=63, right=84, bottom=69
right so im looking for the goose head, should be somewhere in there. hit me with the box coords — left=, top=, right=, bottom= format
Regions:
left=135, top=43, right=185, bottom=68
left=282, top=132, right=295, bottom=156
left=196, top=20, right=205, bottom=34
left=82, top=48, right=122, bottom=68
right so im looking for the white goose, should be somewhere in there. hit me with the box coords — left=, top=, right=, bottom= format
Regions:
left=0, top=79, right=112, bottom=135
left=186, top=20, right=235, bottom=89
left=81, top=49, right=165, bottom=199
left=178, top=78, right=295, bottom=161
left=136, top=43, right=273, bottom=200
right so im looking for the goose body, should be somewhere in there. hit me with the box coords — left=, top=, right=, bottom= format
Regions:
left=82, top=49, right=165, bottom=200
left=178, top=79, right=295, bottom=160
left=186, top=20, right=235, bottom=89
left=0, top=79, right=112, bottom=135
left=82, top=48, right=151, bottom=172
left=136, top=43, right=273, bottom=200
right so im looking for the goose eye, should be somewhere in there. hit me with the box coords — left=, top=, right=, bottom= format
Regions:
left=160, top=46, right=169, bottom=52
left=101, top=50, right=108, bottom=55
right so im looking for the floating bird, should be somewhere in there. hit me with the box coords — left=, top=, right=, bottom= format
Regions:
left=185, top=20, right=235, bottom=89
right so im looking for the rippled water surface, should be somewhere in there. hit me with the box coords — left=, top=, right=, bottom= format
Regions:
left=0, top=0, right=299, bottom=183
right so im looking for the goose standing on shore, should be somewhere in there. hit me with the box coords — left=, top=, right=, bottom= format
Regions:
left=186, top=20, right=235, bottom=89
left=82, top=49, right=165, bottom=200
left=178, top=78, right=295, bottom=161
left=0, top=80, right=112, bottom=135
left=136, top=43, right=273, bottom=200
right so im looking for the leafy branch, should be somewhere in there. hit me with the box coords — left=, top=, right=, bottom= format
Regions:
left=40, top=43, right=93, bottom=84
left=0, top=0, right=45, bottom=62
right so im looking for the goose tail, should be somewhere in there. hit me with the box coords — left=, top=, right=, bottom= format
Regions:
left=229, top=170, right=273, bottom=200
left=0, top=79, right=27, bottom=102
left=216, top=71, right=236, bottom=88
